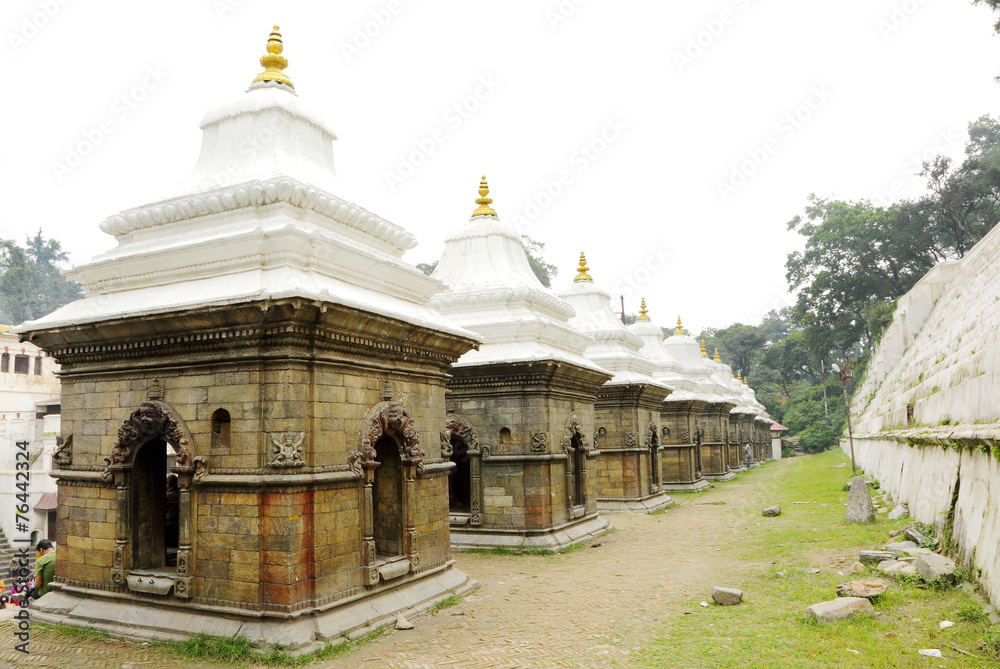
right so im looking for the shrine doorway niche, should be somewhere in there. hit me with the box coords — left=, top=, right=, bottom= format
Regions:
left=353, top=401, right=426, bottom=586
left=561, top=415, right=589, bottom=514
left=104, top=401, right=197, bottom=598
left=647, top=423, right=660, bottom=491
left=448, top=436, right=471, bottom=513
left=443, top=413, right=480, bottom=518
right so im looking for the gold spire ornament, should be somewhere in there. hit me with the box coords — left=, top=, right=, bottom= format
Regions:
left=737, top=370, right=742, bottom=382
left=636, top=298, right=651, bottom=321
left=574, top=253, right=593, bottom=282
left=700, top=340, right=708, bottom=357
left=713, top=348, right=721, bottom=363
left=472, top=175, right=497, bottom=217
left=674, top=316, right=684, bottom=335
left=252, top=25, right=294, bottom=89
left=743, top=376, right=748, bottom=386
left=729, top=364, right=734, bottom=377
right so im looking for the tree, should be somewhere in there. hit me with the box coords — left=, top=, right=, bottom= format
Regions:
left=417, top=261, right=437, bottom=276
left=697, top=323, right=767, bottom=379
left=521, top=236, right=558, bottom=288
left=0, top=230, right=83, bottom=324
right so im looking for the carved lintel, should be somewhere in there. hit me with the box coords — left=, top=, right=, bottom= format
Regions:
left=269, top=432, right=306, bottom=468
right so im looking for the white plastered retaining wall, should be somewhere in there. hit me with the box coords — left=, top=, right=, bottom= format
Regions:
left=844, top=437, right=1000, bottom=606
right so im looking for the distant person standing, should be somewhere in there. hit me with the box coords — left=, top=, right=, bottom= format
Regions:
left=25, top=540, right=56, bottom=603
left=745, top=442, right=752, bottom=469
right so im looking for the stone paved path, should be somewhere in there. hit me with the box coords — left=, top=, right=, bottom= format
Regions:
left=0, top=464, right=776, bottom=669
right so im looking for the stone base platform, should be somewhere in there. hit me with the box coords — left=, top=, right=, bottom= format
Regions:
left=451, top=514, right=610, bottom=552
left=597, top=491, right=674, bottom=514
left=659, top=478, right=710, bottom=492
left=32, top=563, right=476, bottom=654
left=703, top=471, right=736, bottom=482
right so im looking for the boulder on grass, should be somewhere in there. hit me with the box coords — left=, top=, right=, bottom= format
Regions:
left=915, top=554, right=956, bottom=585
left=762, top=505, right=781, bottom=517
left=805, top=597, right=875, bottom=623
left=836, top=579, right=888, bottom=599
left=846, top=477, right=876, bottom=523
left=888, top=506, right=908, bottom=520
left=904, top=527, right=928, bottom=545
left=711, top=586, right=744, bottom=606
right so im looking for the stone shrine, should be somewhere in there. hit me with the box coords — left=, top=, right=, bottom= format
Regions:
left=16, top=28, right=480, bottom=650
left=556, top=255, right=674, bottom=513
left=430, top=179, right=612, bottom=550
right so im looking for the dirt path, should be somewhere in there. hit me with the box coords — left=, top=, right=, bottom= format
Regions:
left=0, top=463, right=780, bottom=668
left=315, top=467, right=774, bottom=669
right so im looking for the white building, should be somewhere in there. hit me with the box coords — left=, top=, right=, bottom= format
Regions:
left=0, top=327, right=60, bottom=550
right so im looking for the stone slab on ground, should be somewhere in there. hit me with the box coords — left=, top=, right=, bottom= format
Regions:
left=887, top=541, right=918, bottom=551
left=888, top=506, right=908, bottom=520
left=915, top=553, right=957, bottom=584
left=762, top=505, right=781, bottom=517
left=859, top=550, right=898, bottom=565
left=711, top=587, right=743, bottom=605
left=836, top=579, right=888, bottom=599
left=805, top=597, right=875, bottom=623
left=845, top=477, right=876, bottom=523
left=904, top=527, right=928, bottom=545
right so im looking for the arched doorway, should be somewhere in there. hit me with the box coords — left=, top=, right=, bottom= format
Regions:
left=373, top=435, right=404, bottom=558
left=449, top=436, right=471, bottom=513
left=131, top=438, right=169, bottom=569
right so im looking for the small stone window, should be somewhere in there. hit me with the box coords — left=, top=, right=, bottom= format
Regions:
left=13, top=355, right=29, bottom=374
left=211, top=409, right=231, bottom=450
left=33, top=355, right=42, bottom=376
left=499, top=428, right=512, bottom=444
left=0, top=353, right=8, bottom=373
left=597, top=427, right=607, bottom=438
left=662, top=426, right=670, bottom=439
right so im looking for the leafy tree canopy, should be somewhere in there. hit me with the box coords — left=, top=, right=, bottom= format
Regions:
left=0, top=230, right=83, bottom=325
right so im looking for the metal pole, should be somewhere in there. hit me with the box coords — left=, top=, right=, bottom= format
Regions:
left=620, top=296, right=626, bottom=324
left=821, top=359, right=829, bottom=421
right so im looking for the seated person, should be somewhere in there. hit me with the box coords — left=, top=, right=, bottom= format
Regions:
left=25, top=540, right=56, bottom=603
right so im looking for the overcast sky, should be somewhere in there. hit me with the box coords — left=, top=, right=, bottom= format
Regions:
left=4, top=0, right=999, bottom=334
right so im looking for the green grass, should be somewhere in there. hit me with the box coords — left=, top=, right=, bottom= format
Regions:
left=427, top=592, right=460, bottom=613
left=160, top=623, right=392, bottom=667
left=633, top=450, right=998, bottom=668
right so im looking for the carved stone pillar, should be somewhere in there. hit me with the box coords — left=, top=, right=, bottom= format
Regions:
left=470, top=453, right=482, bottom=525
left=362, top=468, right=378, bottom=587
left=403, top=464, right=419, bottom=570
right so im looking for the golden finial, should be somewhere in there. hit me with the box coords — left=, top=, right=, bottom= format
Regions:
left=713, top=347, right=721, bottom=363
left=574, top=252, right=592, bottom=282
left=472, top=175, right=497, bottom=217
left=636, top=298, right=651, bottom=321
left=729, top=364, right=734, bottom=377
left=252, top=25, right=294, bottom=89
left=743, top=376, right=748, bottom=386
left=673, top=316, right=684, bottom=335
left=737, top=370, right=742, bottom=382
left=700, top=340, right=708, bottom=357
